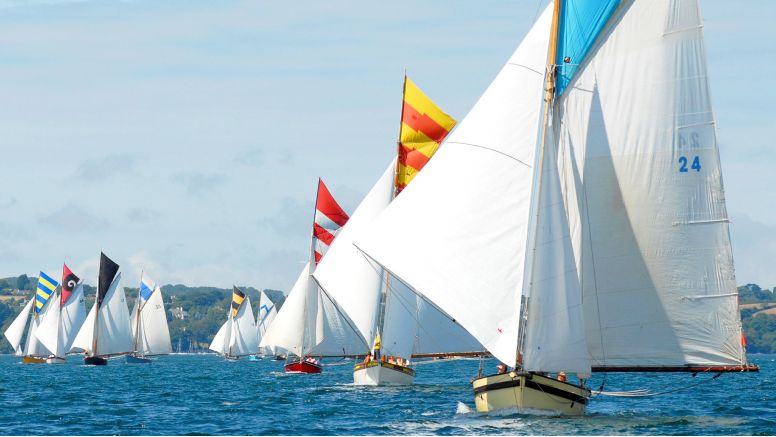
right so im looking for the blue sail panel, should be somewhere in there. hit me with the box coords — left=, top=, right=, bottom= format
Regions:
left=556, top=0, right=621, bottom=95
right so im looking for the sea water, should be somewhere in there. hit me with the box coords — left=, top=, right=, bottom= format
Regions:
left=0, top=354, right=773, bottom=435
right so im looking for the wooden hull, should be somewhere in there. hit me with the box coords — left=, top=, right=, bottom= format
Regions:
left=126, top=354, right=153, bottom=364
left=22, top=356, right=46, bottom=364
left=84, top=356, right=108, bottom=366
left=285, top=360, right=322, bottom=374
left=472, top=372, right=590, bottom=415
left=353, top=361, right=415, bottom=385
left=46, top=356, right=66, bottom=364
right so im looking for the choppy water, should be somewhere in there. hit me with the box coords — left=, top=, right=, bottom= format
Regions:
left=0, top=353, right=773, bottom=435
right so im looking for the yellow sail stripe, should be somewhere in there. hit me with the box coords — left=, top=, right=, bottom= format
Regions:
left=402, top=77, right=456, bottom=132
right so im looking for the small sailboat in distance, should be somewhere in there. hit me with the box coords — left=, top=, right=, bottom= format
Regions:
left=3, top=271, right=59, bottom=364
left=35, top=264, right=87, bottom=364
left=128, top=272, right=172, bottom=363
left=254, top=289, right=278, bottom=358
left=71, top=252, right=134, bottom=365
left=209, top=286, right=259, bottom=360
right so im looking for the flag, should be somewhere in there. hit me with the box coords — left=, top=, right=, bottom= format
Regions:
left=312, top=179, right=349, bottom=263
left=35, top=271, right=58, bottom=316
left=98, top=252, right=120, bottom=308
left=230, top=286, right=246, bottom=318
left=139, top=274, right=156, bottom=304
left=61, top=264, right=80, bottom=305
left=396, top=76, right=456, bottom=193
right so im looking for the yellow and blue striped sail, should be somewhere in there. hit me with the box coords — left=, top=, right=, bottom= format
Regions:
left=35, top=271, right=59, bottom=316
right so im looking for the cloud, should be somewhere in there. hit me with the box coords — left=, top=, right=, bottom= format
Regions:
left=259, top=196, right=310, bottom=237
left=76, top=154, right=137, bottom=181
left=127, top=208, right=154, bottom=222
left=173, top=172, right=225, bottom=196
left=38, top=203, right=110, bottom=232
left=234, top=148, right=264, bottom=167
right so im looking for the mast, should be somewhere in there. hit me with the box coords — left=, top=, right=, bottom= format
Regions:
left=133, top=271, right=143, bottom=355
left=515, top=0, right=563, bottom=369
left=374, top=73, right=409, bottom=355
left=302, top=179, right=322, bottom=358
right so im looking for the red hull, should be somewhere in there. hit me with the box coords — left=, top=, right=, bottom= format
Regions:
left=284, top=360, right=322, bottom=374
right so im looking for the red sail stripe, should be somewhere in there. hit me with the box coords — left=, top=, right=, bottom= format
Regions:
left=402, top=101, right=451, bottom=144
left=316, top=179, right=349, bottom=227
left=313, top=223, right=336, bottom=246
left=314, top=251, right=322, bottom=264
left=398, top=143, right=431, bottom=170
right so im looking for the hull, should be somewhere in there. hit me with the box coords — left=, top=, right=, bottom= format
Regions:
left=46, top=356, right=66, bottom=364
left=22, top=356, right=46, bottom=364
left=472, top=372, right=590, bottom=415
left=84, top=356, right=108, bottom=366
left=353, top=361, right=415, bottom=385
left=285, top=360, right=322, bottom=374
left=126, top=354, right=153, bottom=364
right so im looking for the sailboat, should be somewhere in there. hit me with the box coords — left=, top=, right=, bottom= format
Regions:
left=3, top=272, right=59, bottom=364
left=356, top=0, right=758, bottom=414
left=260, top=179, right=363, bottom=374
left=128, top=273, right=172, bottom=363
left=208, top=286, right=259, bottom=360
left=71, top=252, right=134, bottom=365
left=314, top=78, right=486, bottom=385
left=35, top=264, right=87, bottom=364
left=254, top=289, right=279, bottom=358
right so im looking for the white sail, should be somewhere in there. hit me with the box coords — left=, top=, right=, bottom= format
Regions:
left=412, top=296, right=485, bottom=355
left=70, top=300, right=97, bottom=354
left=229, top=295, right=259, bottom=356
left=60, top=283, right=87, bottom=353
left=313, top=160, right=395, bottom=347
left=134, top=287, right=172, bottom=356
left=24, top=301, right=54, bottom=357
left=35, top=291, right=63, bottom=356
left=3, top=299, right=33, bottom=353
left=380, top=279, right=418, bottom=359
left=309, top=292, right=367, bottom=356
left=521, top=113, right=590, bottom=376
left=260, top=262, right=320, bottom=357
left=553, top=0, right=745, bottom=368
left=209, top=318, right=231, bottom=355
left=355, top=7, right=553, bottom=367
left=93, top=272, right=133, bottom=356
left=257, top=290, right=278, bottom=355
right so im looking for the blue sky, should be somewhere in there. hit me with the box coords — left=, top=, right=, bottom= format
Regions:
left=0, top=0, right=773, bottom=291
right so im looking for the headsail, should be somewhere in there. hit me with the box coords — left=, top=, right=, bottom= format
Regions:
left=3, top=299, right=34, bottom=354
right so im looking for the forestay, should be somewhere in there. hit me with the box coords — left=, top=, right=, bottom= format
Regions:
left=355, top=6, right=553, bottom=367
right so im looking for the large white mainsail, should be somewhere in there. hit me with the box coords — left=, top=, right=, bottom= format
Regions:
left=355, top=7, right=553, bottom=367
left=130, top=286, right=172, bottom=356
left=555, top=0, right=747, bottom=369
left=3, top=299, right=34, bottom=356
left=71, top=272, right=133, bottom=356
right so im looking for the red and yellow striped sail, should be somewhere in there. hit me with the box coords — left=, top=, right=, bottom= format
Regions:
left=396, top=76, right=456, bottom=193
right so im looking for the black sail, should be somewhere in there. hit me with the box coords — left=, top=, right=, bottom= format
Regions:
left=97, top=252, right=120, bottom=308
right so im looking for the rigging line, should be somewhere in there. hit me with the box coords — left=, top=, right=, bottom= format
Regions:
left=312, top=276, right=371, bottom=351
left=444, top=141, right=532, bottom=168
left=356, top=250, right=478, bottom=355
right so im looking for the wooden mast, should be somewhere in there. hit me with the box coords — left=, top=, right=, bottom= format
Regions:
left=515, top=0, right=563, bottom=370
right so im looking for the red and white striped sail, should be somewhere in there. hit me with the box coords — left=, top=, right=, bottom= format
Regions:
left=313, top=179, right=349, bottom=264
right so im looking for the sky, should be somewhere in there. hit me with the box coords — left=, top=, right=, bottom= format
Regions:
left=0, top=0, right=774, bottom=291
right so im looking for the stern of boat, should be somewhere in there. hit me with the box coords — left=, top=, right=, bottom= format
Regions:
left=353, top=360, right=415, bottom=385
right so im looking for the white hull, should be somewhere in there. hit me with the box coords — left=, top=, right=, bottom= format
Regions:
left=353, top=361, right=414, bottom=386
left=472, top=371, right=589, bottom=415
left=46, top=356, right=66, bottom=364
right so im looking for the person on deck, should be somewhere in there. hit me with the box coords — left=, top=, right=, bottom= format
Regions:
left=497, top=363, right=507, bottom=374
